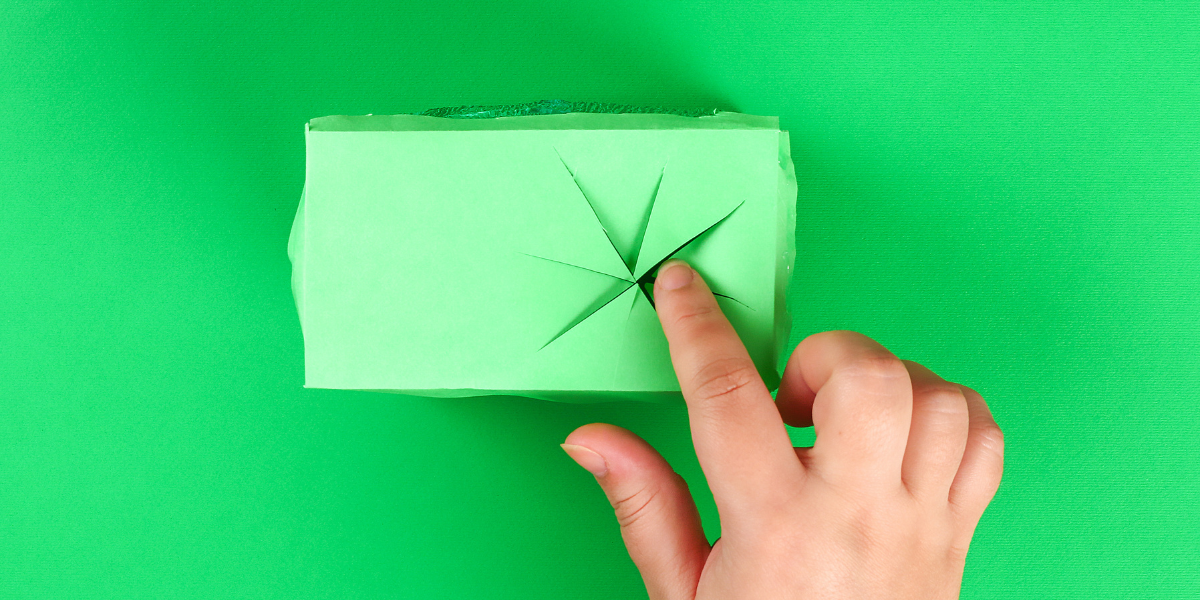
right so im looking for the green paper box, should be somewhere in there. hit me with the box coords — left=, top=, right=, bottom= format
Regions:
left=288, top=111, right=797, bottom=403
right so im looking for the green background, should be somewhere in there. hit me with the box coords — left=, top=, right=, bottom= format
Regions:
left=2, top=1, right=1196, bottom=597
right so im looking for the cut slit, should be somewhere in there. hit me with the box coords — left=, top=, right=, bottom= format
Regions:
left=625, top=165, right=666, bottom=273
left=519, top=252, right=633, bottom=283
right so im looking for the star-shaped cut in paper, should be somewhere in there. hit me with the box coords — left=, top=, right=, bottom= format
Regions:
left=525, top=150, right=748, bottom=350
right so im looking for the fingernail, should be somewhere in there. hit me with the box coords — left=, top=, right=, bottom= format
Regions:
left=560, top=443, right=609, bottom=478
left=656, top=260, right=693, bottom=291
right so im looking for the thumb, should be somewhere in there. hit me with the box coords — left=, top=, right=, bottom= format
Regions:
left=562, top=423, right=710, bottom=600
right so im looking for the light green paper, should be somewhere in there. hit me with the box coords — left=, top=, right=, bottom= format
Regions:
left=290, top=112, right=797, bottom=403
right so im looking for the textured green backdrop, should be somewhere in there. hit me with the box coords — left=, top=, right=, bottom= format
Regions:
left=2, top=2, right=1197, bottom=598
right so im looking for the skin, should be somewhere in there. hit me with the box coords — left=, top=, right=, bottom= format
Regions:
left=560, top=259, right=1004, bottom=600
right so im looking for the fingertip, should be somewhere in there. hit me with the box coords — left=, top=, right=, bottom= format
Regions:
left=561, top=443, right=609, bottom=478
left=562, top=422, right=622, bottom=449
left=655, top=259, right=694, bottom=292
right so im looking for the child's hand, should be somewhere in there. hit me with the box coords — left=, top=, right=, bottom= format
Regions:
left=561, top=260, right=1003, bottom=600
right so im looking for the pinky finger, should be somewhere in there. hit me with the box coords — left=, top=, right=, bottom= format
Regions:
left=948, top=385, right=1004, bottom=527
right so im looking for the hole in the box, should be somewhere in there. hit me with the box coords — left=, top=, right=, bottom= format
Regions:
left=524, top=152, right=752, bottom=349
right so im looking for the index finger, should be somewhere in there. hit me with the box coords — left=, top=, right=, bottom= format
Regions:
left=653, top=260, right=803, bottom=512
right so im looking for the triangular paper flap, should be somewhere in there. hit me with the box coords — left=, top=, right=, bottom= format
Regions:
left=521, top=146, right=637, bottom=282
left=632, top=154, right=748, bottom=279
left=522, top=286, right=641, bottom=390
left=538, top=278, right=633, bottom=350
left=553, top=143, right=670, bottom=275
left=610, top=292, right=679, bottom=390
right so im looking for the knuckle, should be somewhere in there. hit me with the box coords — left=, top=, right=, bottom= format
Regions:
left=610, top=484, right=661, bottom=530
left=798, top=330, right=835, bottom=348
left=958, top=384, right=982, bottom=398
left=690, top=357, right=761, bottom=403
left=838, top=354, right=909, bottom=385
left=917, top=386, right=970, bottom=419
left=671, top=304, right=715, bottom=330
left=974, top=422, right=1003, bottom=453
left=973, top=422, right=1005, bottom=459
